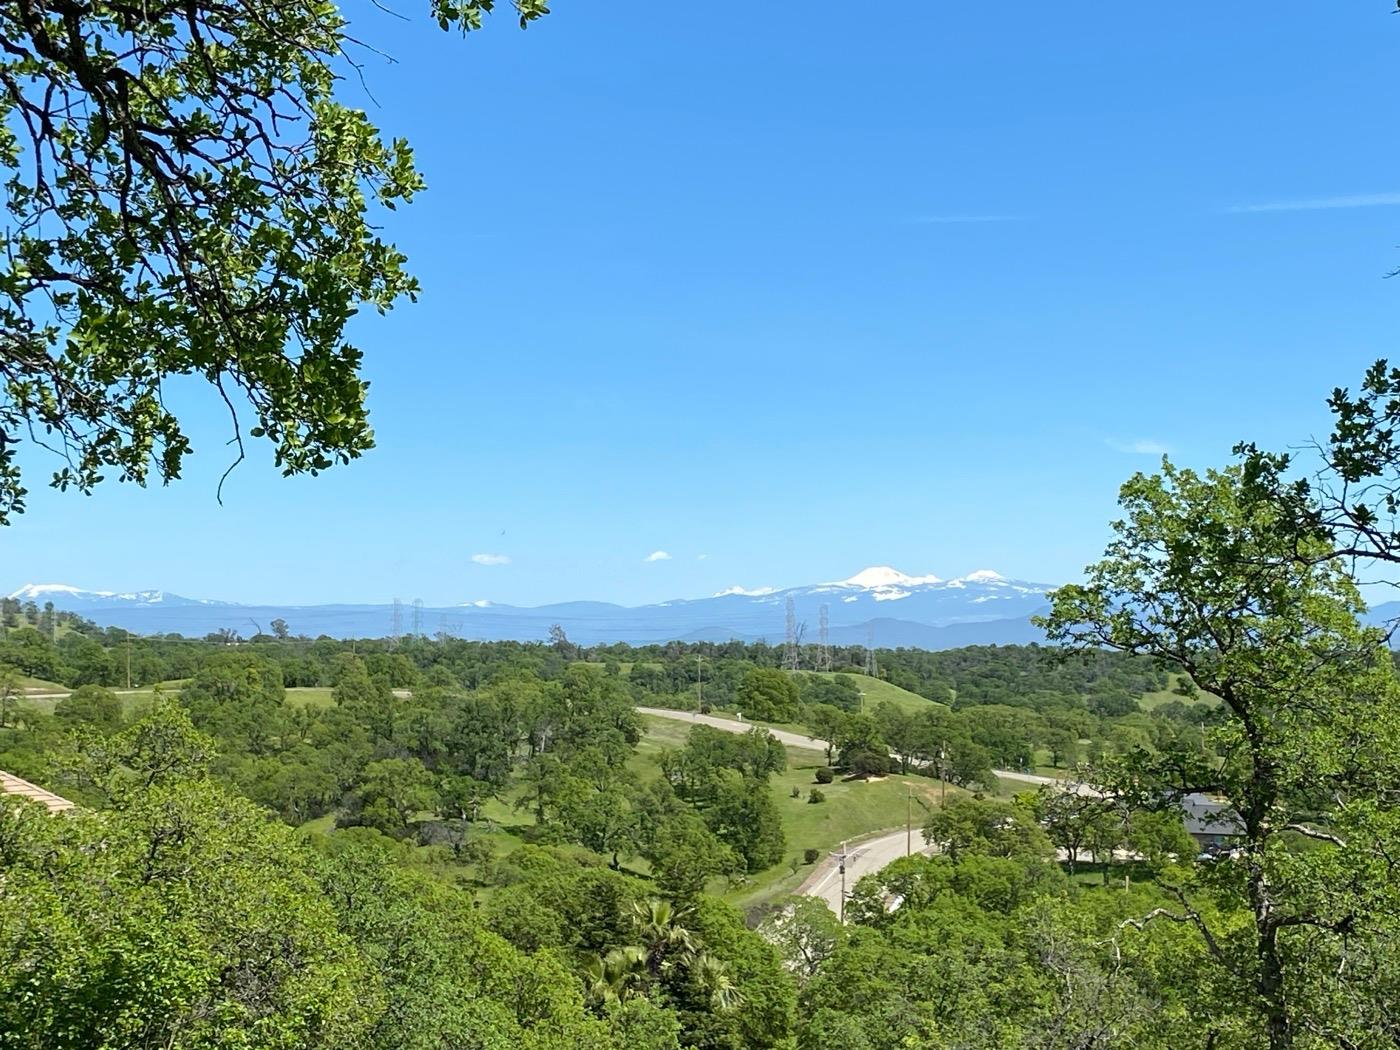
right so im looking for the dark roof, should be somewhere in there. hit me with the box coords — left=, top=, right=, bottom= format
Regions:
left=1181, top=793, right=1243, bottom=838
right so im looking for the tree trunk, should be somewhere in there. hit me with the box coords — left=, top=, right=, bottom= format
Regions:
left=1251, top=872, right=1291, bottom=1050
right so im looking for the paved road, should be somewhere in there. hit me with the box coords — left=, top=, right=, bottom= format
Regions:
left=22, top=688, right=148, bottom=700
left=635, top=706, right=1062, bottom=788
left=796, top=828, right=934, bottom=914
left=636, top=707, right=832, bottom=753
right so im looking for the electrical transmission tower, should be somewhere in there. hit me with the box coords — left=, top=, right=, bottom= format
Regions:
left=411, top=598, right=424, bottom=637
left=784, top=596, right=800, bottom=671
left=818, top=604, right=832, bottom=672
left=865, top=624, right=878, bottom=678
left=390, top=598, right=403, bottom=647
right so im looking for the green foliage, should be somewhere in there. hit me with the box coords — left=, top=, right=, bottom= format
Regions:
left=0, top=779, right=374, bottom=1048
left=640, top=808, right=741, bottom=899
left=796, top=673, right=861, bottom=711
left=1041, top=459, right=1400, bottom=1047
left=703, top=771, right=787, bottom=873
left=834, top=713, right=889, bottom=776
left=921, top=796, right=1053, bottom=862
left=736, top=667, right=800, bottom=722
left=341, top=757, right=438, bottom=836
left=0, top=0, right=546, bottom=523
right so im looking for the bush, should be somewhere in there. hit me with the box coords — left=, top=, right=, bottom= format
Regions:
left=790, top=786, right=801, bottom=798
left=808, top=789, right=825, bottom=804
left=815, top=767, right=834, bottom=784
left=804, top=848, right=821, bottom=864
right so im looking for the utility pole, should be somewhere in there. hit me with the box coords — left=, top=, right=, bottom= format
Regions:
left=838, top=840, right=848, bottom=923
left=906, top=785, right=913, bottom=857
left=817, top=604, right=831, bottom=673
left=940, top=740, right=948, bottom=806
left=125, top=631, right=132, bottom=690
left=784, top=595, right=799, bottom=672
left=696, top=654, right=704, bottom=711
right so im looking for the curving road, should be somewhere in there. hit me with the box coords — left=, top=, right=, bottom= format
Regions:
left=636, top=706, right=1074, bottom=916
left=634, top=706, right=1062, bottom=788
left=796, top=828, right=934, bottom=914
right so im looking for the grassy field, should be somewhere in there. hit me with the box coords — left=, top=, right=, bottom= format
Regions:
left=17, top=675, right=66, bottom=694
left=800, top=671, right=944, bottom=715
left=18, top=682, right=334, bottom=716
left=20, top=688, right=162, bottom=716
left=1139, top=672, right=1219, bottom=711
left=286, top=687, right=336, bottom=708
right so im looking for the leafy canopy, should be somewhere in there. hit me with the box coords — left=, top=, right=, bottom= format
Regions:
left=0, top=0, right=547, bottom=523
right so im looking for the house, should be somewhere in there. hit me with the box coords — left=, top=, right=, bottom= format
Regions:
left=1181, top=793, right=1243, bottom=850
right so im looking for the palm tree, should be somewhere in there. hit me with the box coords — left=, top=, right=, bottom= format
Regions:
left=583, top=946, right=647, bottom=1005
left=631, top=898, right=698, bottom=976
left=690, top=952, right=744, bottom=1011
left=584, top=898, right=744, bottom=1016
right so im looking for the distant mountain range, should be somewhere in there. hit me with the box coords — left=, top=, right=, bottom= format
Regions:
left=14, top=571, right=1400, bottom=649
left=6, top=568, right=1057, bottom=648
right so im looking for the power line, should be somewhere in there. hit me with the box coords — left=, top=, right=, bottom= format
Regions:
left=784, top=595, right=799, bottom=672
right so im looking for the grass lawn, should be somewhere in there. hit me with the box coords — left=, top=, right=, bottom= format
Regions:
left=17, top=675, right=65, bottom=694
left=286, top=687, right=336, bottom=708
left=1139, top=672, right=1219, bottom=711
left=21, top=688, right=161, bottom=716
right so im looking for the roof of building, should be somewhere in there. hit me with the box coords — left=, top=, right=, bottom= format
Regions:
left=0, top=770, right=75, bottom=814
left=1181, top=793, right=1244, bottom=838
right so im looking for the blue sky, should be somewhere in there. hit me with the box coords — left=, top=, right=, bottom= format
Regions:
left=8, top=3, right=1400, bottom=606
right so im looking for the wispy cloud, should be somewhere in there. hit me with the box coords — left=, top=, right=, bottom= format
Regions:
left=1226, top=191, right=1400, bottom=214
left=912, top=214, right=1021, bottom=225
left=696, top=553, right=710, bottom=561
left=644, top=550, right=672, bottom=563
left=471, top=553, right=511, bottom=566
left=1108, top=438, right=1171, bottom=456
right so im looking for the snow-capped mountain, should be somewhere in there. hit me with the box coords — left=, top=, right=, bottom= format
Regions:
left=4, top=568, right=1055, bottom=648
left=6, top=584, right=234, bottom=607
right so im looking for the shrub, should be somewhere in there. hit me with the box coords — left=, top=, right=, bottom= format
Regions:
left=808, top=789, right=825, bottom=804
left=815, top=767, right=834, bottom=784
left=803, top=847, right=821, bottom=864
left=790, top=786, right=801, bottom=798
